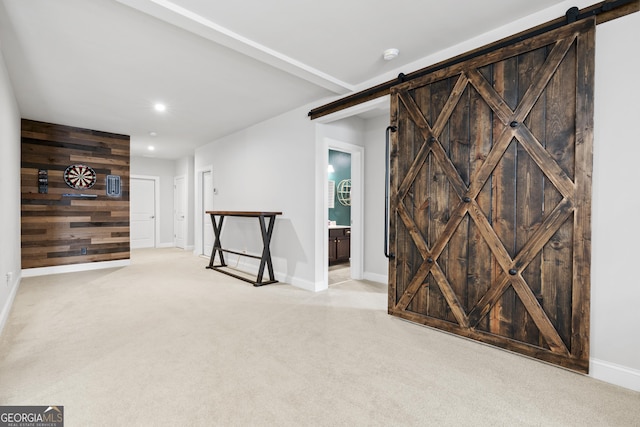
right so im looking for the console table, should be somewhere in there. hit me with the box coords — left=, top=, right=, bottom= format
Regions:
left=205, top=211, right=282, bottom=286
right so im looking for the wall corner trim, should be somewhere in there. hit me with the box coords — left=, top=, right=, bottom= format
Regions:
left=590, top=358, right=640, bottom=392
left=0, top=275, right=21, bottom=338
left=21, top=259, right=131, bottom=278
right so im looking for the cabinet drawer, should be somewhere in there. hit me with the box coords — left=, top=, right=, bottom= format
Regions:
left=329, top=228, right=347, bottom=237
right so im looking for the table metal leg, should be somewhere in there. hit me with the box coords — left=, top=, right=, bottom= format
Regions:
left=207, top=214, right=225, bottom=268
left=256, top=214, right=277, bottom=285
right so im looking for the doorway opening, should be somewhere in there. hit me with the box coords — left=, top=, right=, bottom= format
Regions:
left=174, top=175, right=186, bottom=249
left=315, top=96, right=390, bottom=291
left=195, top=166, right=214, bottom=258
left=325, top=139, right=363, bottom=288
left=328, top=148, right=352, bottom=285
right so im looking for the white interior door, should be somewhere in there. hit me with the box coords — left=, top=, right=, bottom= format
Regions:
left=202, top=170, right=214, bottom=256
left=174, top=176, right=186, bottom=249
left=130, top=178, right=156, bottom=249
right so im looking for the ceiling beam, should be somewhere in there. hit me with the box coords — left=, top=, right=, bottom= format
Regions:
left=115, top=0, right=355, bottom=95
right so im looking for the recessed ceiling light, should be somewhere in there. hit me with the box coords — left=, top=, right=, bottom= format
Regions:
left=149, top=131, right=157, bottom=137
left=383, top=48, right=399, bottom=61
left=154, top=103, right=166, bottom=112
left=148, top=145, right=155, bottom=151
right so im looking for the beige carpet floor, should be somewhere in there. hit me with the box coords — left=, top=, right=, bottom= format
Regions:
left=0, top=248, right=638, bottom=426
left=328, top=262, right=350, bottom=286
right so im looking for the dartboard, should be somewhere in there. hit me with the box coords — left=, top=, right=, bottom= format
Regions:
left=63, top=164, right=97, bottom=189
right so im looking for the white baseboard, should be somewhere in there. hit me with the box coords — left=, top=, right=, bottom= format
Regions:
left=590, top=358, right=640, bottom=392
left=280, top=270, right=386, bottom=291
left=21, top=259, right=130, bottom=278
left=204, top=257, right=319, bottom=292
left=275, top=272, right=321, bottom=292
left=164, top=244, right=194, bottom=250
left=363, top=271, right=388, bottom=284
left=292, top=277, right=325, bottom=292
left=246, top=268, right=322, bottom=292
left=0, top=274, right=21, bottom=337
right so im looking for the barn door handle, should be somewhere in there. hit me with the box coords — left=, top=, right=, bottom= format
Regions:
left=385, top=125, right=397, bottom=259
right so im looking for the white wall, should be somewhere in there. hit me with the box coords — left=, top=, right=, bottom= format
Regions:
left=0, top=47, right=21, bottom=335
left=130, top=156, right=176, bottom=247
left=193, top=106, right=412, bottom=291
left=195, top=104, right=320, bottom=290
left=590, top=11, right=640, bottom=391
left=321, top=116, right=365, bottom=144
left=362, top=115, right=389, bottom=282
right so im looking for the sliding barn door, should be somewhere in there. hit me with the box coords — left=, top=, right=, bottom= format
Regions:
left=388, top=19, right=594, bottom=373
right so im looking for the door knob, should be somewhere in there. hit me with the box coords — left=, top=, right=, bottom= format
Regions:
left=150, top=215, right=155, bottom=219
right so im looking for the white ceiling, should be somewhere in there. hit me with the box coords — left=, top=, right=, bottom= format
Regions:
left=0, top=0, right=578, bottom=159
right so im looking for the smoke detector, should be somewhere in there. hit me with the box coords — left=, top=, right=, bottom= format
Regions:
left=383, top=48, right=399, bottom=61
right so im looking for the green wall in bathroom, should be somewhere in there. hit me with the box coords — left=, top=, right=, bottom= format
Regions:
left=328, top=150, right=351, bottom=226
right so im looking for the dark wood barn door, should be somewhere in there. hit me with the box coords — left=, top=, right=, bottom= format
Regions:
left=388, top=19, right=594, bottom=373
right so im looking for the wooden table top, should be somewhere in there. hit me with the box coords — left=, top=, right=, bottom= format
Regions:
left=206, top=211, right=282, bottom=217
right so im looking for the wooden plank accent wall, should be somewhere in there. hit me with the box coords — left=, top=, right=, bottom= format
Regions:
left=21, top=119, right=130, bottom=269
